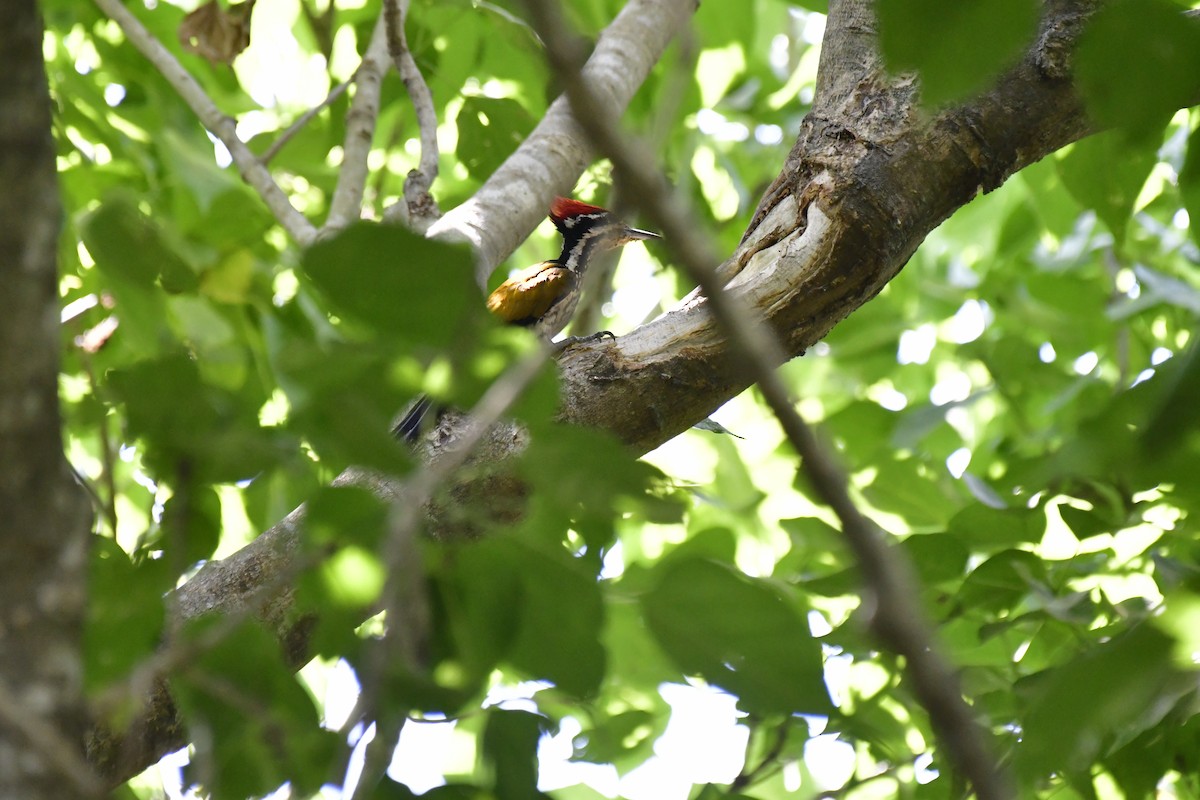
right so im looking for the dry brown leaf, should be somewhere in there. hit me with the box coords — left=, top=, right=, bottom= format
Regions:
left=178, top=0, right=257, bottom=65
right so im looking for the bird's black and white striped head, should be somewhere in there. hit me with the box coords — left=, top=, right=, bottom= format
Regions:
left=550, top=197, right=660, bottom=273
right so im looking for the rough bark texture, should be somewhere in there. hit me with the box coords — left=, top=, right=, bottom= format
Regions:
left=555, top=0, right=1093, bottom=453
left=89, top=0, right=1125, bottom=786
left=0, top=2, right=95, bottom=798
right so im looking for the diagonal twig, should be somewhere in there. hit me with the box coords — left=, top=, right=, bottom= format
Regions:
left=518, top=1, right=1015, bottom=798
left=342, top=345, right=553, bottom=796
left=260, top=78, right=352, bottom=165
left=92, top=0, right=318, bottom=247
left=382, top=0, right=442, bottom=232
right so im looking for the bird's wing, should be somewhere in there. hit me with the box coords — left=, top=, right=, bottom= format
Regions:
left=486, top=263, right=574, bottom=326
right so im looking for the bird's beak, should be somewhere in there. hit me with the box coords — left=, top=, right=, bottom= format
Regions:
left=617, top=225, right=661, bottom=245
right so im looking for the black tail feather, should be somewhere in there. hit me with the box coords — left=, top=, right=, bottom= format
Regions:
left=393, top=395, right=436, bottom=442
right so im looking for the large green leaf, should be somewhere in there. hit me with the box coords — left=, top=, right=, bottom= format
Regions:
left=448, top=536, right=606, bottom=698
left=1075, top=0, right=1200, bottom=138
left=171, top=620, right=340, bottom=799
left=1015, top=625, right=1176, bottom=780
left=1058, top=131, right=1159, bottom=246
left=481, top=709, right=551, bottom=800
left=301, top=222, right=482, bottom=346
left=641, top=557, right=831, bottom=715
left=877, top=0, right=1039, bottom=106
left=81, top=192, right=198, bottom=292
left=456, top=96, right=535, bottom=182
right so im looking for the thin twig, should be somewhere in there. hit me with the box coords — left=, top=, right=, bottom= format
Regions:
left=382, top=0, right=442, bottom=231
left=0, top=674, right=105, bottom=798
left=518, top=2, right=1015, bottom=799
left=352, top=344, right=553, bottom=730
left=78, top=352, right=119, bottom=533
left=260, top=78, right=352, bottom=165
left=92, top=542, right=335, bottom=721
left=347, top=716, right=405, bottom=799
left=92, top=0, right=317, bottom=247
left=333, top=346, right=554, bottom=795
left=323, top=13, right=390, bottom=233
left=732, top=720, right=790, bottom=790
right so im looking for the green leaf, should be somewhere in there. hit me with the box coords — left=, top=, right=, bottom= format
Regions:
left=860, top=457, right=961, bottom=530
left=301, top=222, right=481, bottom=346
left=456, top=96, right=535, bottom=181
left=450, top=537, right=606, bottom=697
left=106, top=352, right=285, bottom=482
left=159, top=485, right=222, bottom=565
left=1057, top=503, right=1112, bottom=541
left=520, top=426, right=662, bottom=552
left=901, top=533, right=968, bottom=587
left=1015, top=625, right=1176, bottom=780
left=81, top=192, right=198, bottom=291
left=822, top=400, right=898, bottom=460
left=947, top=503, right=1045, bottom=549
left=304, top=485, right=389, bottom=550
left=172, top=620, right=340, bottom=799
left=1075, top=0, right=1200, bottom=138
left=877, top=0, right=1039, bottom=106
left=956, top=549, right=1046, bottom=613
left=1181, top=123, right=1200, bottom=250
left=1058, top=131, right=1158, bottom=246
left=482, top=709, right=549, bottom=800
left=641, top=557, right=832, bottom=715
left=275, top=341, right=413, bottom=473
left=571, top=709, right=658, bottom=766
left=1141, top=339, right=1200, bottom=456
left=84, top=537, right=168, bottom=693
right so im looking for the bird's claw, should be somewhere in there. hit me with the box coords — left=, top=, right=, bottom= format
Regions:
left=554, top=331, right=616, bottom=352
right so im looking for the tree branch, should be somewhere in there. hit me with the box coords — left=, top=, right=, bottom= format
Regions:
left=91, top=0, right=319, bottom=247
left=382, top=0, right=442, bottom=232
left=260, top=78, right=351, bottom=166
left=323, top=13, right=391, bottom=233
left=0, top=3, right=94, bottom=798
left=427, top=0, right=698, bottom=286
left=86, top=0, right=1138, bottom=787
left=553, top=0, right=1096, bottom=453
left=89, top=346, right=554, bottom=787
left=520, top=0, right=1014, bottom=797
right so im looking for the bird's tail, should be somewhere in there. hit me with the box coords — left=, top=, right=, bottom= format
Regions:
left=393, top=394, right=437, bottom=442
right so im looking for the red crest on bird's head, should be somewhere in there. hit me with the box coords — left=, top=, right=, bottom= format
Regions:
left=550, top=197, right=608, bottom=224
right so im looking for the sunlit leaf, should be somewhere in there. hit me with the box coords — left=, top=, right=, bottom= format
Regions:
left=642, top=557, right=832, bottom=715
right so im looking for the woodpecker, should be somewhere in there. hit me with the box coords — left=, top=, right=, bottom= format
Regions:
left=394, top=196, right=660, bottom=441
left=485, top=197, right=660, bottom=341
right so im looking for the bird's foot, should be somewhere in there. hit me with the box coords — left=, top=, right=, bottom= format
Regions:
left=553, top=331, right=616, bottom=352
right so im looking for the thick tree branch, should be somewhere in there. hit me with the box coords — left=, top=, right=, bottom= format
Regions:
left=553, top=0, right=1095, bottom=452
left=93, top=0, right=319, bottom=246
left=428, top=0, right=698, bottom=285
left=87, top=0, right=1150, bottom=786
left=522, top=0, right=1013, bottom=797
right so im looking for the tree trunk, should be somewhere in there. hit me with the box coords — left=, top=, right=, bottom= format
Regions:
left=0, top=2, right=95, bottom=798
